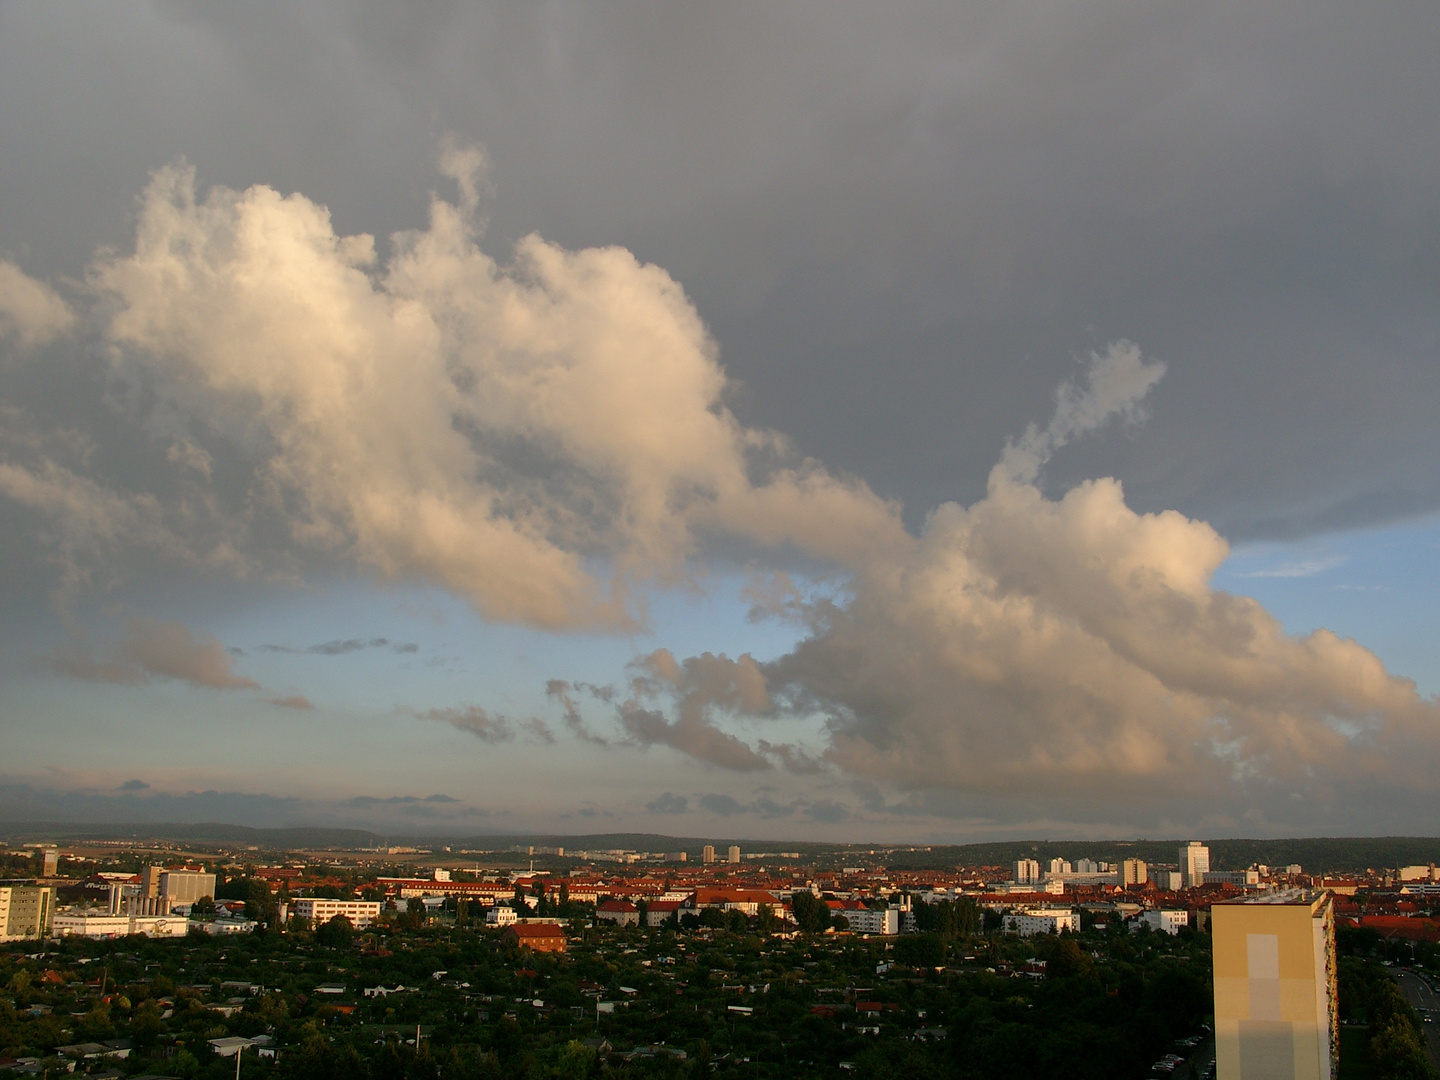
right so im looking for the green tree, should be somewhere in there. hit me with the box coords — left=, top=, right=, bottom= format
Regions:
left=791, top=891, right=832, bottom=933
left=315, top=913, right=354, bottom=948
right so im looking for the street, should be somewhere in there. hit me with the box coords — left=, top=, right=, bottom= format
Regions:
left=1392, top=968, right=1440, bottom=1073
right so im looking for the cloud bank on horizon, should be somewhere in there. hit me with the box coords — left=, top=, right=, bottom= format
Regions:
left=1, top=151, right=1437, bottom=832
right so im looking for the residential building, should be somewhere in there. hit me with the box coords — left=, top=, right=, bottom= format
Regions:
left=1140, top=909, right=1190, bottom=935
left=645, top=900, right=683, bottom=927
left=41, top=849, right=58, bottom=877
left=844, top=905, right=902, bottom=935
left=1002, top=908, right=1079, bottom=936
left=1212, top=890, right=1336, bottom=1080
left=1013, top=858, right=1041, bottom=885
left=1205, top=870, right=1262, bottom=888
left=0, top=886, right=54, bottom=941
left=595, top=900, right=640, bottom=926
left=727, top=845, right=741, bottom=864
left=501, top=921, right=567, bottom=953
left=702, top=845, right=716, bottom=865
left=291, top=898, right=381, bottom=928
left=692, top=887, right=783, bottom=916
left=1123, top=858, right=1148, bottom=886
left=485, top=905, right=519, bottom=927
left=1181, top=842, right=1211, bottom=889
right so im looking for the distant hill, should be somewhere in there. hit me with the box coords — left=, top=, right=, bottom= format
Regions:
left=0, top=821, right=385, bottom=850
left=0, top=821, right=1432, bottom=873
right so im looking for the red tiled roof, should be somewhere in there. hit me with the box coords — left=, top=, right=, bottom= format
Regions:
left=505, top=922, right=566, bottom=938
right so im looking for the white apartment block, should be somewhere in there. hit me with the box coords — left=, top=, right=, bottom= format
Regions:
left=1140, top=909, right=1190, bottom=935
left=1003, top=908, right=1079, bottom=936
left=292, top=898, right=382, bottom=928
left=845, top=906, right=902, bottom=935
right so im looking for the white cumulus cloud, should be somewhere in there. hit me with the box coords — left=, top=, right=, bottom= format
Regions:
left=79, top=156, right=903, bottom=629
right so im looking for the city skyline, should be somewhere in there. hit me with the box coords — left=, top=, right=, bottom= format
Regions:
left=1, top=4, right=1439, bottom=842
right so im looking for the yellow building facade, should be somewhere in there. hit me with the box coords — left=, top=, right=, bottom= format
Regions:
left=1212, top=891, right=1337, bottom=1080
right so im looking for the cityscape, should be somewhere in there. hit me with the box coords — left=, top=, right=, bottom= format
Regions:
left=4, top=3, right=1440, bottom=1080
left=1, top=830, right=1439, bottom=1077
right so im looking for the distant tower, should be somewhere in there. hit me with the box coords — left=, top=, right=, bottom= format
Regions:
left=702, top=845, right=716, bottom=865
left=1181, top=841, right=1211, bottom=888
left=41, top=849, right=58, bottom=877
left=727, top=845, right=741, bottom=864
left=1122, top=858, right=1148, bottom=886
left=1013, top=858, right=1040, bottom=885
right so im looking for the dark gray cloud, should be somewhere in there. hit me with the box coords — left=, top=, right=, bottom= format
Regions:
left=698, top=793, right=744, bottom=817
left=1, top=0, right=1435, bottom=552
left=118, top=779, right=148, bottom=792
left=258, top=638, right=418, bottom=656
left=1, top=0, right=1438, bottom=840
left=645, top=792, right=689, bottom=814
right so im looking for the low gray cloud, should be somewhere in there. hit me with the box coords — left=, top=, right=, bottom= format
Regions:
left=118, top=779, right=149, bottom=791
left=645, top=792, right=689, bottom=814
left=697, top=793, right=744, bottom=817
left=345, top=793, right=460, bottom=806
left=806, top=801, right=850, bottom=824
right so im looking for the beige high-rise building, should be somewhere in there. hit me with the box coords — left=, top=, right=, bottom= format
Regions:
left=41, top=849, right=59, bottom=877
left=1212, top=890, right=1336, bottom=1080
left=702, top=845, right=716, bottom=865
left=0, top=886, right=55, bottom=941
left=727, top=845, right=741, bottom=864
left=1122, top=858, right=1148, bottom=886
left=1181, top=841, right=1211, bottom=888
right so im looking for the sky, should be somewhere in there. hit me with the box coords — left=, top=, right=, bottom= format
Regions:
left=1, top=1, right=1438, bottom=843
